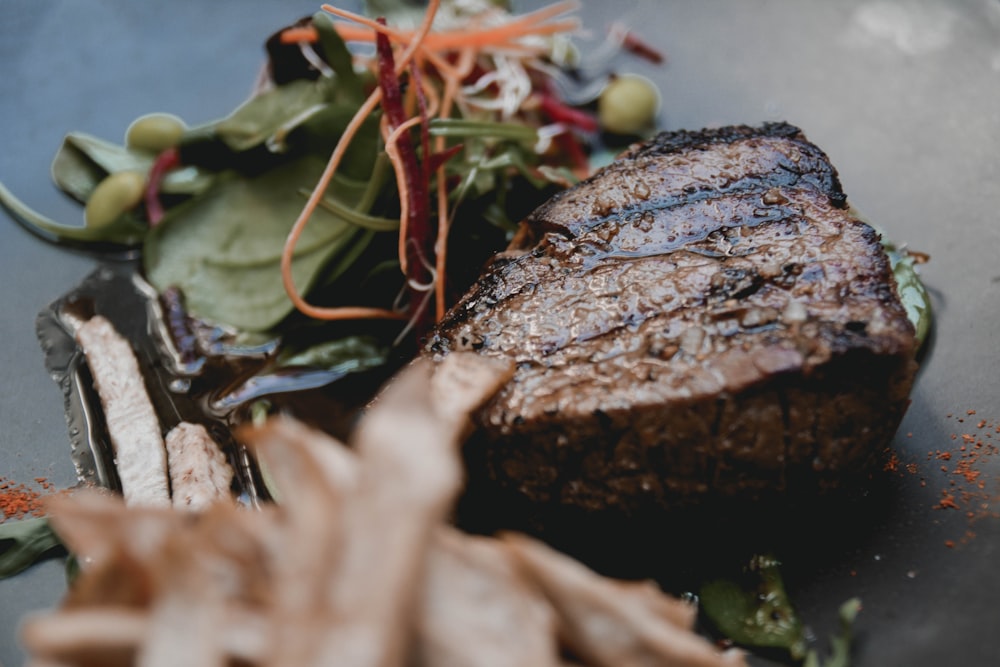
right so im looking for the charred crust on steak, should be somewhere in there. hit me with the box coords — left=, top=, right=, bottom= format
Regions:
left=508, top=122, right=848, bottom=249
left=428, top=123, right=917, bottom=525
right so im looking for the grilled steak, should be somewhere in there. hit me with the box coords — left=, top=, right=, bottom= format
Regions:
left=428, top=122, right=917, bottom=518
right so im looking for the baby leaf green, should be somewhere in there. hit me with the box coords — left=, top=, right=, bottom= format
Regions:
left=0, top=517, right=64, bottom=580
left=52, top=132, right=212, bottom=203
left=312, top=11, right=364, bottom=105
left=143, top=154, right=379, bottom=332
left=0, top=181, right=146, bottom=245
left=212, top=78, right=331, bottom=153
left=700, top=553, right=809, bottom=660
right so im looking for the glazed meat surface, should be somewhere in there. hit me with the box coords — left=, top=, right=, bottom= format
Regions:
left=428, top=122, right=917, bottom=515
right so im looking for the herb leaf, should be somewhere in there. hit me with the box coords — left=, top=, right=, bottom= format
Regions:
left=0, top=181, right=147, bottom=246
left=0, top=517, right=64, bottom=579
left=143, top=155, right=381, bottom=332
left=312, top=11, right=364, bottom=105
left=213, top=79, right=330, bottom=153
left=700, top=553, right=809, bottom=660
left=52, top=132, right=212, bottom=202
left=277, top=334, right=388, bottom=371
left=885, top=243, right=932, bottom=348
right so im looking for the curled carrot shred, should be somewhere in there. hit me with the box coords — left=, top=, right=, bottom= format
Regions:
left=279, top=26, right=320, bottom=43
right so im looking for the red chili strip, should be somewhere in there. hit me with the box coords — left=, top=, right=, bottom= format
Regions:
left=409, top=62, right=434, bottom=189
left=145, top=147, right=181, bottom=227
left=375, top=21, right=434, bottom=320
left=614, top=26, right=667, bottom=64
left=537, top=92, right=599, bottom=132
left=426, top=143, right=464, bottom=174
left=405, top=58, right=437, bottom=338
left=555, top=131, right=590, bottom=179
left=375, top=18, right=435, bottom=336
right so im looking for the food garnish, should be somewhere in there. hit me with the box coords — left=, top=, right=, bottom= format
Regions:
left=884, top=241, right=932, bottom=348
left=2, top=0, right=643, bottom=345
left=0, top=517, right=63, bottom=580
left=701, top=554, right=809, bottom=660
left=701, top=558, right=862, bottom=666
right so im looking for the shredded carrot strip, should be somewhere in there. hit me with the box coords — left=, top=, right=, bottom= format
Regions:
left=495, top=0, right=581, bottom=28
left=415, top=60, right=442, bottom=118
left=302, top=0, right=580, bottom=51
left=388, top=2, right=440, bottom=72
left=280, top=26, right=319, bottom=43
left=322, top=27, right=553, bottom=57
left=316, top=0, right=578, bottom=54
left=326, top=0, right=579, bottom=40
left=434, top=46, right=476, bottom=320
left=280, top=88, right=403, bottom=321
left=321, top=5, right=402, bottom=36
left=279, top=0, right=441, bottom=322
left=442, top=19, right=581, bottom=48
left=416, top=47, right=463, bottom=81
left=381, top=114, right=424, bottom=275
left=333, top=20, right=579, bottom=52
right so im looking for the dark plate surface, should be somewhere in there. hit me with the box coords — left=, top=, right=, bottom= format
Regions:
left=1, top=1, right=998, bottom=665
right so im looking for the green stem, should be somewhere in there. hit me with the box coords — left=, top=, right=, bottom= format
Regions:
left=0, top=181, right=144, bottom=245
left=428, top=118, right=538, bottom=143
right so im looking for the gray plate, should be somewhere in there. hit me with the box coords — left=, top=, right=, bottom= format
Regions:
left=1, top=1, right=997, bottom=665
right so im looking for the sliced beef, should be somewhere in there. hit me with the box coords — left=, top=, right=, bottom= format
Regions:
left=427, top=122, right=917, bottom=518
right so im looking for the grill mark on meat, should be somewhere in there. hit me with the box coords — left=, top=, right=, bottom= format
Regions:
left=430, top=123, right=917, bottom=517
left=523, top=125, right=846, bottom=243
left=436, top=215, right=908, bottom=383
left=435, top=190, right=859, bottom=361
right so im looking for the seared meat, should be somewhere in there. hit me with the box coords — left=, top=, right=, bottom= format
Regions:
left=428, top=123, right=917, bottom=516
left=75, top=315, right=171, bottom=508
left=165, top=422, right=233, bottom=511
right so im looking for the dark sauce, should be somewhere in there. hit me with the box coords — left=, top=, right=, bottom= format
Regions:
left=35, top=262, right=398, bottom=506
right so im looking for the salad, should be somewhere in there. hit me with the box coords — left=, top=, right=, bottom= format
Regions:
left=2, top=0, right=662, bottom=352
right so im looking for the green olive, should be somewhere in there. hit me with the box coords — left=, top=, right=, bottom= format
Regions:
left=598, top=74, right=661, bottom=135
left=85, top=171, right=147, bottom=229
left=125, top=113, right=187, bottom=153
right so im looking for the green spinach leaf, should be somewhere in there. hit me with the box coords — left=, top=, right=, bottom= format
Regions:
left=312, top=11, right=364, bottom=105
left=52, top=132, right=212, bottom=203
left=0, top=181, right=146, bottom=245
left=277, top=334, right=388, bottom=371
left=213, top=78, right=332, bottom=153
left=0, top=517, right=64, bottom=579
left=700, top=553, right=808, bottom=661
left=143, top=155, right=382, bottom=332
